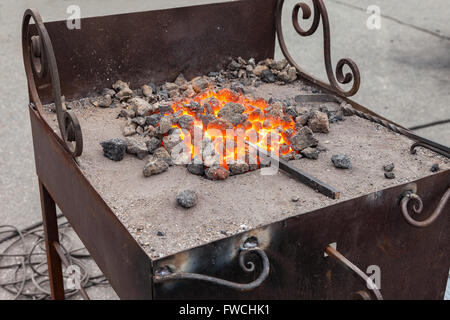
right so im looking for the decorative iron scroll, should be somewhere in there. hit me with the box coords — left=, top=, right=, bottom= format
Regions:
left=22, top=9, right=83, bottom=157
left=400, top=189, right=450, bottom=228
left=276, top=0, right=361, bottom=97
left=325, top=245, right=383, bottom=300
left=153, top=247, right=270, bottom=291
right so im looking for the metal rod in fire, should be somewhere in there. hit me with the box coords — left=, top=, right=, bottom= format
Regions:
left=245, top=141, right=341, bottom=200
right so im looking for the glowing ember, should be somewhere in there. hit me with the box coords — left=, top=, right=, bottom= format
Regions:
left=165, top=88, right=296, bottom=170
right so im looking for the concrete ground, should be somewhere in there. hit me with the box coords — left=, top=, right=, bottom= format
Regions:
left=0, top=0, right=448, bottom=299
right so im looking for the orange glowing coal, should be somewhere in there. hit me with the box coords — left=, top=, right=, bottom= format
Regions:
left=167, top=88, right=296, bottom=170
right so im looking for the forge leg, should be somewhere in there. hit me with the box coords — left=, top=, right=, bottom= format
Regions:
left=39, top=180, right=65, bottom=300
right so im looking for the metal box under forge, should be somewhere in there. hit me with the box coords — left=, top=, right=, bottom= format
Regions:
left=23, top=0, right=449, bottom=300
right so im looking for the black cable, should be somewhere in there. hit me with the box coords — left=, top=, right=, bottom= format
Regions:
left=0, top=213, right=64, bottom=244
left=0, top=220, right=109, bottom=300
left=409, top=119, right=450, bottom=131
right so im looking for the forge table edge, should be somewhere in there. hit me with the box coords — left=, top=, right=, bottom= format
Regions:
left=29, top=104, right=450, bottom=299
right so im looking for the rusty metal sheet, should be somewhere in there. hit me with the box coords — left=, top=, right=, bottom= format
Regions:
left=34, top=0, right=277, bottom=104
left=153, top=171, right=449, bottom=299
left=29, top=106, right=152, bottom=299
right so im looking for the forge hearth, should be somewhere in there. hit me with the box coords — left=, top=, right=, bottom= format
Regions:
left=24, top=0, right=449, bottom=300
left=69, top=57, right=341, bottom=183
left=42, top=68, right=449, bottom=259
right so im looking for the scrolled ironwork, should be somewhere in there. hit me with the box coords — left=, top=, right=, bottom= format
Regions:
left=400, top=189, right=450, bottom=228
left=22, top=9, right=83, bottom=157
left=153, top=247, right=270, bottom=291
left=276, top=0, right=361, bottom=97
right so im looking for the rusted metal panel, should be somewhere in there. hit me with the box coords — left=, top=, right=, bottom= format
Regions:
left=153, top=171, right=449, bottom=299
left=34, top=0, right=277, bottom=104
left=38, top=181, right=65, bottom=300
left=29, top=106, right=152, bottom=300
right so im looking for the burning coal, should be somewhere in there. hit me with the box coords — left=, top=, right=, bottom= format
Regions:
left=167, top=88, right=296, bottom=170
left=97, top=57, right=335, bottom=180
